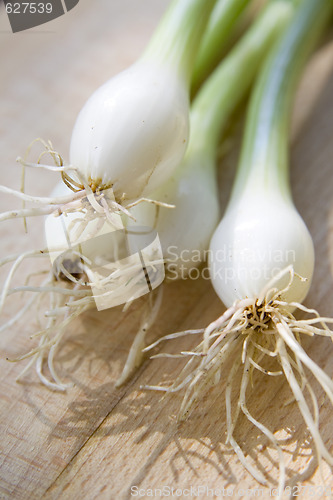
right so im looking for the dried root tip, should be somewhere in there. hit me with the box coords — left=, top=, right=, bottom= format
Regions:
left=143, top=270, right=333, bottom=488
left=125, top=197, right=175, bottom=211
left=115, top=285, right=164, bottom=387
left=20, top=137, right=65, bottom=168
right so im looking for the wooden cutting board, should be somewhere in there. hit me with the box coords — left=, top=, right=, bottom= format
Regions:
left=0, top=1, right=332, bottom=498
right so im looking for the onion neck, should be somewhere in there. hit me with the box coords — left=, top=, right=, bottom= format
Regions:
left=141, top=0, right=216, bottom=86
left=229, top=0, right=333, bottom=207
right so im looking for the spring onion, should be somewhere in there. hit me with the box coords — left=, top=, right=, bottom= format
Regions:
left=0, top=0, right=217, bottom=224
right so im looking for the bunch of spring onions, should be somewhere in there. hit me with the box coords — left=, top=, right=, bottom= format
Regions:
left=0, top=0, right=249, bottom=389
left=143, top=0, right=333, bottom=493
left=0, top=0, right=332, bottom=491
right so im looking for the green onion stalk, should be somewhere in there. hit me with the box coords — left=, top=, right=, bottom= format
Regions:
left=191, top=0, right=251, bottom=92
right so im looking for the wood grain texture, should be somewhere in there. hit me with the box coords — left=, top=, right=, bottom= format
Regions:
left=0, top=1, right=332, bottom=499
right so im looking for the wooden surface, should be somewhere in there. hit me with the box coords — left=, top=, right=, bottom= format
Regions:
left=0, top=1, right=333, bottom=498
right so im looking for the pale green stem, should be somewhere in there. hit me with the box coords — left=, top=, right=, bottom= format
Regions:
left=191, top=0, right=251, bottom=92
left=142, top=0, right=217, bottom=86
left=187, top=0, right=294, bottom=160
left=230, top=0, right=333, bottom=204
